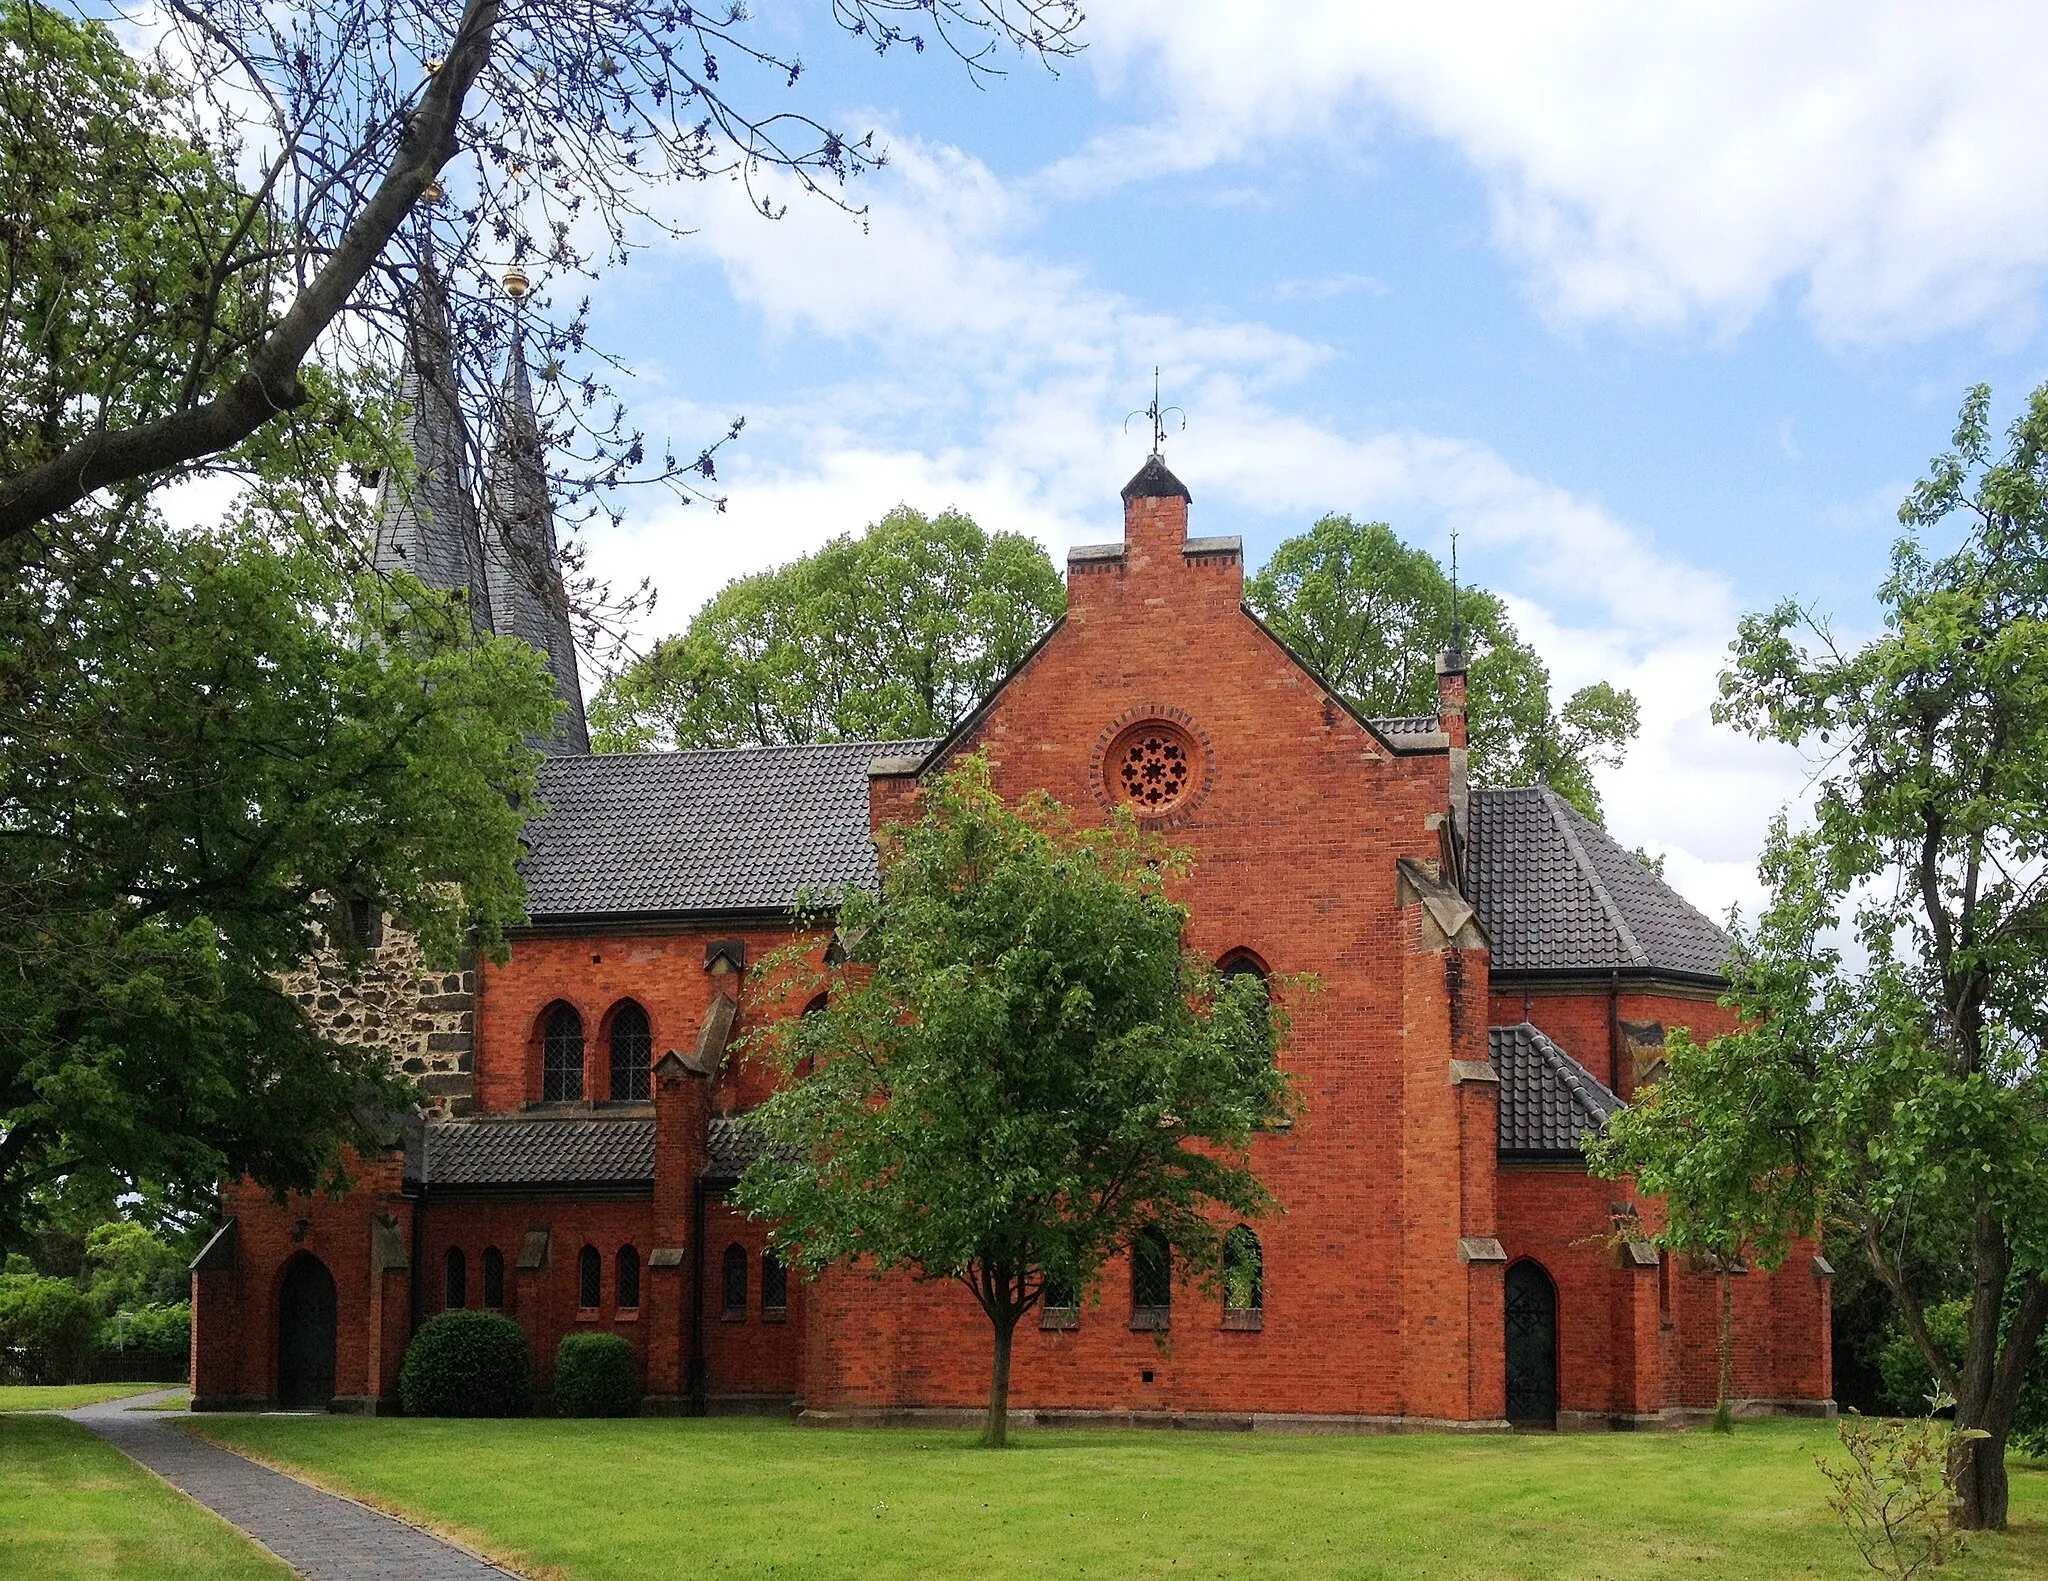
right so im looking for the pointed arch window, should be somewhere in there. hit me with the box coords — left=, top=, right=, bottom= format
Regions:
left=1041, top=1269, right=1080, bottom=1331
left=761, top=1249, right=788, bottom=1320
left=609, top=1001, right=652, bottom=1101
left=578, top=1243, right=602, bottom=1311
left=1222, top=1226, right=1263, bottom=1330
left=1131, top=1227, right=1172, bottom=1330
left=482, top=1247, right=505, bottom=1310
left=444, top=1246, right=467, bottom=1310
left=543, top=1004, right=584, bottom=1102
left=616, top=1246, right=641, bottom=1313
left=722, top=1243, right=749, bottom=1320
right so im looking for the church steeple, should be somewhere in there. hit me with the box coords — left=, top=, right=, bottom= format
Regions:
left=483, top=338, right=590, bottom=755
left=372, top=250, right=494, bottom=634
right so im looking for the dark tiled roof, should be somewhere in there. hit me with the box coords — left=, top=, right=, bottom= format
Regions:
left=1490, top=1022, right=1623, bottom=1158
left=705, top=1113, right=771, bottom=1181
left=522, top=741, right=936, bottom=921
left=1469, top=786, right=1730, bottom=981
left=1369, top=714, right=1441, bottom=737
left=410, top=1115, right=655, bottom=1188
left=1121, top=454, right=1192, bottom=501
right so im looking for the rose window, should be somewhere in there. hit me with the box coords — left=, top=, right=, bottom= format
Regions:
left=1109, top=723, right=1197, bottom=814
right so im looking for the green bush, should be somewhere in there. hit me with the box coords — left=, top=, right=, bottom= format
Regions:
left=0, top=1273, right=99, bottom=1385
left=1878, top=1296, right=2048, bottom=1455
left=398, top=1310, right=531, bottom=1417
left=553, top=1331, right=640, bottom=1417
left=96, top=1301, right=190, bottom=1380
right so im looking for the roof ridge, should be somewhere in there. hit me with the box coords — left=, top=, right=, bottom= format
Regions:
left=1519, top=1020, right=1622, bottom=1114
left=1540, top=788, right=1648, bottom=967
left=570, top=737, right=942, bottom=766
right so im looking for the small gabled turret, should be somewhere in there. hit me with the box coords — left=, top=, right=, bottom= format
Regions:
left=372, top=252, right=493, bottom=634
left=482, top=340, right=590, bottom=755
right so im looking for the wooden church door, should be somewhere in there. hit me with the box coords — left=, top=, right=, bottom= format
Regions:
left=1504, top=1259, right=1558, bottom=1426
left=276, top=1254, right=337, bottom=1409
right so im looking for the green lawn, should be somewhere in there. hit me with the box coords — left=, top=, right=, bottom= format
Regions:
left=0, top=1415, right=287, bottom=1579
left=0, top=1380, right=168, bottom=1411
left=188, top=1414, right=2048, bottom=1581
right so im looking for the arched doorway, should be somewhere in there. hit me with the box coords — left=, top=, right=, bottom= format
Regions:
left=1504, top=1259, right=1558, bottom=1427
left=276, top=1254, right=337, bottom=1410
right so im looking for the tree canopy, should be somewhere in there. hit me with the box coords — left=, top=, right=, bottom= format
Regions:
left=1245, top=514, right=1639, bottom=821
left=0, top=499, right=558, bottom=1253
left=734, top=755, right=1295, bottom=1446
left=1593, top=383, right=2048, bottom=1530
left=0, top=0, right=1081, bottom=588
left=590, top=506, right=1065, bottom=751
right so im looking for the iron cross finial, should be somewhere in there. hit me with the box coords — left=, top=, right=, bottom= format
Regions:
left=1125, top=367, right=1186, bottom=458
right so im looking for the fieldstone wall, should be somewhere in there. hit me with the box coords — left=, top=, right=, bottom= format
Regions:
left=280, top=916, right=476, bottom=1115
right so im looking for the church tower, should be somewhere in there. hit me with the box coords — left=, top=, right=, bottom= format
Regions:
left=371, top=252, right=494, bottom=635
left=482, top=339, right=591, bottom=755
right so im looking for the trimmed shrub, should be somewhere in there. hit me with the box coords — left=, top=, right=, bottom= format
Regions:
left=0, top=1273, right=98, bottom=1385
left=553, top=1331, right=640, bottom=1417
left=399, top=1310, right=531, bottom=1417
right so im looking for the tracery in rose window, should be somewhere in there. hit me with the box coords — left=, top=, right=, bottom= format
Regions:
left=1110, top=723, right=1196, bottom=813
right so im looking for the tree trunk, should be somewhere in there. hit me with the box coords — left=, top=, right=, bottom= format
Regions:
left=1950, top=1270, right=2048, bottom=1530
left=984, top=1309, right=1017, bottom=1448
left=1954, top=1430, right=2010, bottom=1532
left=1712, top=1268, right=1735, bottom=1433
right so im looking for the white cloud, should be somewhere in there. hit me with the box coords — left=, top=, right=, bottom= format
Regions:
left=1074, top=1, right=2048, bottom=342
left=587, top=121, right=1813, bottom=925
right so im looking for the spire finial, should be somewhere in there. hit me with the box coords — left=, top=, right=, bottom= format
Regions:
left=1447, top=529, right=1468, bottom=670
left=1125, top=367, right=1186, bottom=459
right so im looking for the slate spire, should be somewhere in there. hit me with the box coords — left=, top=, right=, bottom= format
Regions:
left=371, top=248, right=494, bottom=634
left=483, top=337, right=590, bottom=755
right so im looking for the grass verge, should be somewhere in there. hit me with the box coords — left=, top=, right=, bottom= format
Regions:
left=188, top=1414, right=2048, bottom=1581
left=0, top=1381, right=173, bottom=1411
left=0, top=1414, right=287, bottom=1579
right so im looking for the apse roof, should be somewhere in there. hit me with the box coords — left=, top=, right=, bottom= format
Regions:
left=1468, top=786, right=1731, bottom=982
left=1490, top=1021, right=1624, bottom=1159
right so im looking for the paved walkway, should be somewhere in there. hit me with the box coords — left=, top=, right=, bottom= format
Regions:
left=69, top=1392, right=521, bottom=1580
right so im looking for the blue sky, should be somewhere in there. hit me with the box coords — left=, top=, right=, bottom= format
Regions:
left=573, top=1, right=2048, bottom=921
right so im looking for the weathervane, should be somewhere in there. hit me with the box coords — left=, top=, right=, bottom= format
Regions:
left=1125, top=367, right=1186, bottom=458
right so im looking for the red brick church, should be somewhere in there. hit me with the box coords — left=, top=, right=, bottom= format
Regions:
left=189, top=286, right=1833, bottom=1429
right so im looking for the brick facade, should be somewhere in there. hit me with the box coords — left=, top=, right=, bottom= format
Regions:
left=193, top=460, right=1832, bottom=1430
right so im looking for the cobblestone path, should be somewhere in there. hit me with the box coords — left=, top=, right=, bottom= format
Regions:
left=69, top=1393, right=522, bottom=1580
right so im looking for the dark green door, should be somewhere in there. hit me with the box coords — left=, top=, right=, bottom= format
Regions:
left=276, top=1254, right=336, bottom=1410
left=1504, top=1259, right=1557, bottom=1426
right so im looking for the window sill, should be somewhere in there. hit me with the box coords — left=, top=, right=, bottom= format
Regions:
left=1040, top=1307, right=1079, bottom=1332
left=576, top=1307, right=602, bottom=1323
left=615, top=1308, right=639, bottom=1323
left=1221, top=1309, right=1263, bottom=1332
left=763, top=1308, right=788, bottom=1324
left=1130, top=1308, right=1171, bottom=1332
left=722, top=1310, right=746, bottom=1323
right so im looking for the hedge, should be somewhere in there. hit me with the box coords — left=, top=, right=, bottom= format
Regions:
left=399, top=1310, right=531, bottom=1417
left=553, top=1331, right=640, bottom=1417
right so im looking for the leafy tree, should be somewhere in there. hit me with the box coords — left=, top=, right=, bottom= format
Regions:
left=0, top=1270, right=96, bottom=1383
left=734, top=755, right=1295, bottom=1446
left=1587, top=992, right=1822, bottom=1433
left=0, top=499, right=558, bottom=1252
left=591, top=507, right=1066, bottom=751
left=1595, top=384, right=2048, bottom=1530
left=0, top=0, right=1081, bottom=563
left=1245, top=515, right=1639, bottom=821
